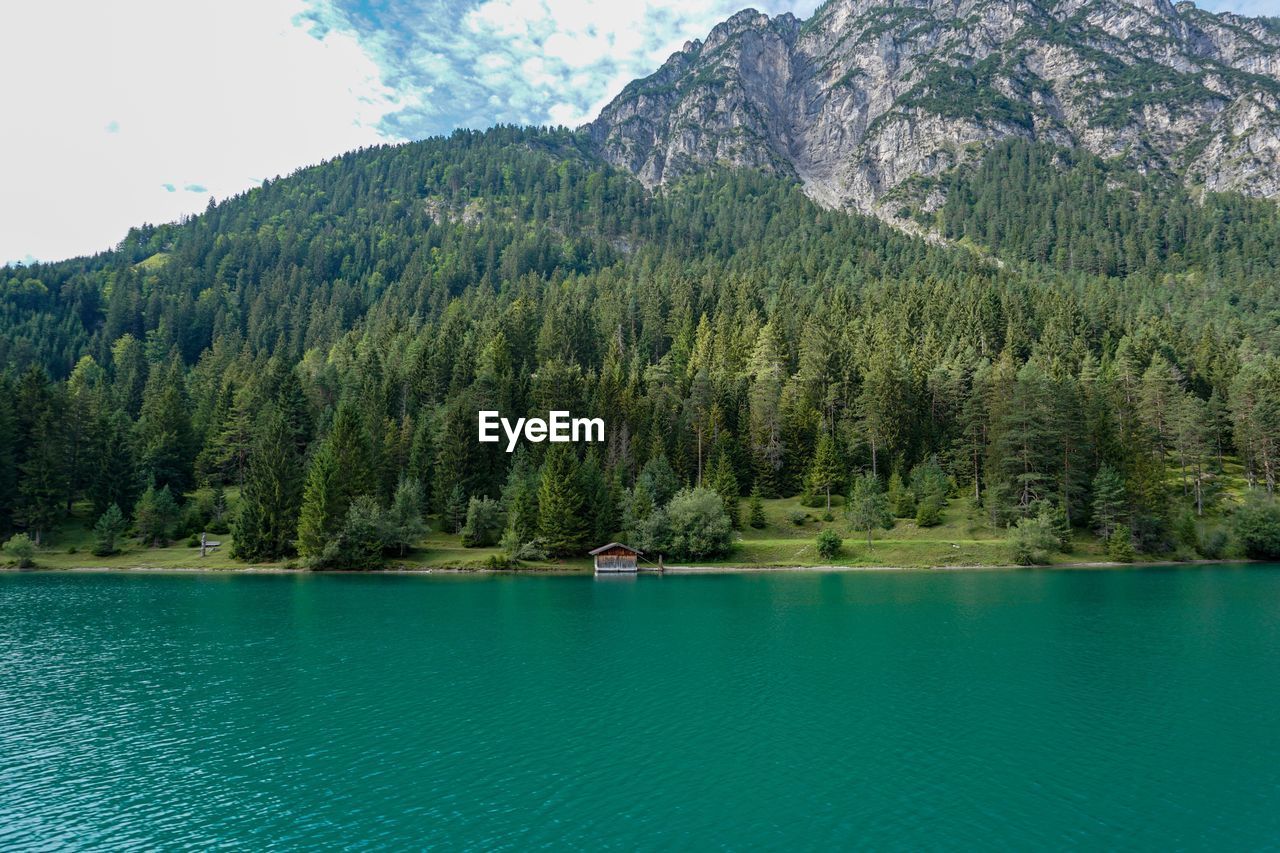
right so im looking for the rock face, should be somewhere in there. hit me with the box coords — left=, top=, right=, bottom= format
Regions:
left=586, top=0, right=1280, bottom=216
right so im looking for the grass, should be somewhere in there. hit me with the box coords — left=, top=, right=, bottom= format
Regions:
left=711, top=494, right=1103, bottom=569
left=13, top=460, right=1256, bottom=574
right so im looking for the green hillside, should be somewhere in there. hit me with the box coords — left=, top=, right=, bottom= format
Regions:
left=2, top=129, right=1278, bottom=570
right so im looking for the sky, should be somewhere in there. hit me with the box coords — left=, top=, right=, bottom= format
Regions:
left=2, top=0, right=1276, bottom=265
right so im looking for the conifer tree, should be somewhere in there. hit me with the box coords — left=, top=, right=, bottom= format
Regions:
left=297, top=442, right=345, bottom=560
left=538, top=444, right=587, bottom=556
left=805, top=432, right=841, bottom=514
left=135, top=484, right=180, bottom=547
left=232, top=406, right=302, bottom=562
left=93, top=504, right=126, bottom=556
left=1091, top=465, right=1126, bottom=541
left=136, top=352, right=195, bottom=495
left=709, top=453, right=741, bottom=528
left=846, top=473, right=892, bottom=548
left=747, top=486, right=767, bottom=529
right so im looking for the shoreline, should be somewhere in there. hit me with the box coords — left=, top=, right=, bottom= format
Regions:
left=2, top=558, right=1256, bottom=576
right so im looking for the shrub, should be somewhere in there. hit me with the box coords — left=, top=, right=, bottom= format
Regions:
left=1108, top=525, right=1136, bottom=563
left=135, top=485, right=180, bottom=547
left=385, top=477, right=428, bottom=555
left=92, top=503, right=127, bottom=556
left=888, top=471, right=915, bottom=518
left=1199, top=527, right=1229, bottom=560
left=748, top=489, right=767, bottom=529
left=915, top=494, right=943, bottom=528
left=501, top=529, right=549, bottom=562
left=311, top=496, right=386, bottom=570
left=1037, top=503, right=1072, bottom=553
left=461, top=496, right=503, bottom=548
left=789, top=510, right=808, bottom=527
left=1234, top=496, right=1280, bottom=560
left=3, top=534, right=36, bottom=568
left=664, top=487, right=733, bottom=559
left=816, top=530, right=842, bottom=560
left=1009, top=516, right=1058, bottom=566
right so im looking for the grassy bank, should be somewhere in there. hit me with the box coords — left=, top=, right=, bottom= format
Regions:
left=10, top=491, right=1163, bottom=574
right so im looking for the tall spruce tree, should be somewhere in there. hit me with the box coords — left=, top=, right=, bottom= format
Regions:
left=537, top=444, right=587, bottom=556
left=233, top=405, right=303, bottom=562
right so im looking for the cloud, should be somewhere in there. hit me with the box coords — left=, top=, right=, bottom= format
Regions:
left=0, top=0, right=406, bottom=264
left=1197, top=0, right=1280, bottom=14
left=302, top=0, right=820, bottom=139
left=12, top=0, right=1269, bottom=264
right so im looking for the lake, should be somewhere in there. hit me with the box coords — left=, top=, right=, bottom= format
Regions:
left=2, top=567, right=1279, bottom=849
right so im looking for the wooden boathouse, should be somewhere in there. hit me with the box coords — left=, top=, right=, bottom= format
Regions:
left=590, top=543, right=643, bottom=573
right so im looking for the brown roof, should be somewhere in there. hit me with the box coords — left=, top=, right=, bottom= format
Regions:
left=588, top=542, right=643, bottom=556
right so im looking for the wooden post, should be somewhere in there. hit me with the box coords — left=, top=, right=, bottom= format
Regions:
left=200, top=532, right=207, bottom=558
left=658, top=553, right=664, bottom=572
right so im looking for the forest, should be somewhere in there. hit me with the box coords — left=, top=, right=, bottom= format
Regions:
left=2, top=128, right=1279, bottom=569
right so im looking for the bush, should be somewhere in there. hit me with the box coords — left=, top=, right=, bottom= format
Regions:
left=461, top=496, right=503, bottom=548
left=789, top=510, right=808, bottom=527
left=501, top=529, right=549, bottom=562
left=385, top=478, right=428, bottom=555
left=311, top=496, right=386, bottom=570
left=135, top=485, right=180, bottom=547
left=92, top=503, right=127, bottom=556
left=1037, top=503, right=1072, bottom=553
left=1234, top=496, right=1280, bottom=560
left=1009, top=516, right=1058, bottom=566
left=1199, top=527, right=1229, bottom=560
left=3, top=534, right=36, bottom=568
left=664, top=487, right=733, bottom=560
left=915, top=494, right=943, bottom=527
left=748, top=489, right=767, bottom=529
left=816, top=530, right=842, bottom=560
left=888, top=471, right=915, bottom=518
left=1108, top=525, right=1136, bottom=563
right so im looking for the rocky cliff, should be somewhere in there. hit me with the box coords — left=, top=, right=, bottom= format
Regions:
left=585, top=0, right=1280, bottom=218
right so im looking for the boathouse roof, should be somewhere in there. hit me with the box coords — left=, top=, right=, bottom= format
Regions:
left=588, top=542, right=643, bottom=556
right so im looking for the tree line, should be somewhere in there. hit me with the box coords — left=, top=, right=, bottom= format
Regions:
left=2, top=130, right=1279, bottom=566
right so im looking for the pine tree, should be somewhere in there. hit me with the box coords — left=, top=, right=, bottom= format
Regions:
left=806, top=432, right=841, bottom=514
left=17, top=406, right=68, bottom=546
left=748, top=486, right=767, bottom=529
left=1091, top=465, right=1126, bottom=541
left=846, top=473, right=892, bottom=548
left=297, top=442, right=345, bottom=560
left=135, top=484, right=180, bottom=547
left=89, top=411, right=139, bottom=517
left=384, top=476, right=428, bottom=556
left=93, top=504, right=126, bottom=556
left=537, top=444, right=587, bottom=556
left=0, top=378, right=16, bottom=533
left=135, top=352, right=195, bottom=495
left=443, top=483, right=468, bottom=535
left=709, top=453, right=741, bottom=528
left=232, top=405, right=303, bottom=561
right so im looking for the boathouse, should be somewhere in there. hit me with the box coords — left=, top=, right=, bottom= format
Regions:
left=590, top=543, right=642, bottom=573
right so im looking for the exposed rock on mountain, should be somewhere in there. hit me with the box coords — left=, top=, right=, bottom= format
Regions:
left=586, top=0, right=1280, bottom=217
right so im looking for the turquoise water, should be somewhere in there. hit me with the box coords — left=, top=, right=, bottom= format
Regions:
left=2, top=567, right=1279, bottom=849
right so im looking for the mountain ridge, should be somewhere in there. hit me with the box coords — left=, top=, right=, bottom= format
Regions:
left=586, top=0, right=1280, bottom=220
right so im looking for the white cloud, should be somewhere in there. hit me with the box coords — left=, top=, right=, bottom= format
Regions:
left=0, top=0, right=404, bottom=264
left=1198, top=0, right=1280, bottom=13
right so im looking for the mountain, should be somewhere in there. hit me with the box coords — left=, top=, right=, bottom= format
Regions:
left=587, top=0, right=1280, bottom=220
left=5, top=14, right=1280, bottom=566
